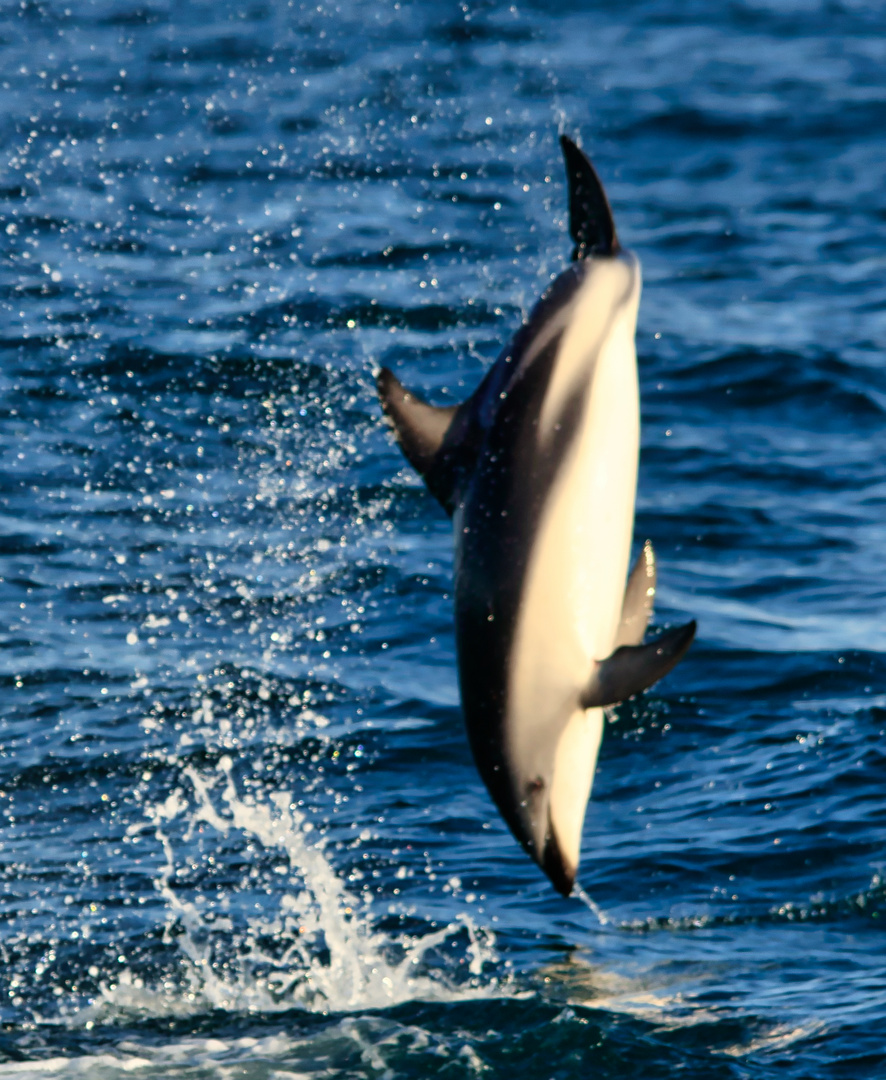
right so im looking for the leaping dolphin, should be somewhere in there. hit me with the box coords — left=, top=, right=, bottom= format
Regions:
left=377, top=135, right=696, bottom=896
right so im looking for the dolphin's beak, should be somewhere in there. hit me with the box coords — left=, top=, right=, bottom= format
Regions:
left=518, top=787, right=576, bottom=897
left=542, top=826, right=576, bottom=897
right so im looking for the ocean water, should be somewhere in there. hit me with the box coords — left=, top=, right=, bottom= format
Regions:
left=1, top=0, right=886, bottom=1075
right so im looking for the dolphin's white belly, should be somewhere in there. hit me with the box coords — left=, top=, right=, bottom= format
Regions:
left=506, top=254, right=641, bottom=866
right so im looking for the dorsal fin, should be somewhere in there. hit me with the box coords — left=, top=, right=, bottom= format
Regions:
left=580, top=621, right=696, bottom=709
left=614, top=540, right=656, bottom=648
left=379, top=366, right=488, bottom=515
left=560, top=134, right=618, bottom=261
left=377, top=365, right=457, bottom=481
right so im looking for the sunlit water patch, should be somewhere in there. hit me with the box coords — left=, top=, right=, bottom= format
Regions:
left=84, top=750, right=501, bottom=1021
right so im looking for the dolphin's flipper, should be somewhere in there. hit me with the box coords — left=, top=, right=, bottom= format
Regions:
left=580, top=620, right=696, bottom=709
left=560, top=134, right=619, bottom=261
left=614, top=539, right=656, bottom=648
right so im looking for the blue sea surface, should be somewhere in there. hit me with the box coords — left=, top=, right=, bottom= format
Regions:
left=1, top=0, right=886, bottom=1075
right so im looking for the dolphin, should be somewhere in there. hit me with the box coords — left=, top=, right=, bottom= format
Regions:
left=376, top=135, right=695, bottom=896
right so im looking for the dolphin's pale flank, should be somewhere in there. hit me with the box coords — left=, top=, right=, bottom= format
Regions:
left=377, top=135, right=696, bottom=896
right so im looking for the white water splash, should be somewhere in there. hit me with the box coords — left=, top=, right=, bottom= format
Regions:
left=572, top=883, right=610, bottom=926
left=78, top=753, right=500, bottom=1025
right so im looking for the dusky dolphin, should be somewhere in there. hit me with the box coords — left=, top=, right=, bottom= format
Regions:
left=377, top=135, right=696, bottom=896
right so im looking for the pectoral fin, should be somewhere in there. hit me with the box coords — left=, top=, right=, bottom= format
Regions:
left=615, top=539, right=656, bottom=648
left=580, top=621, right=696, bottom=709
